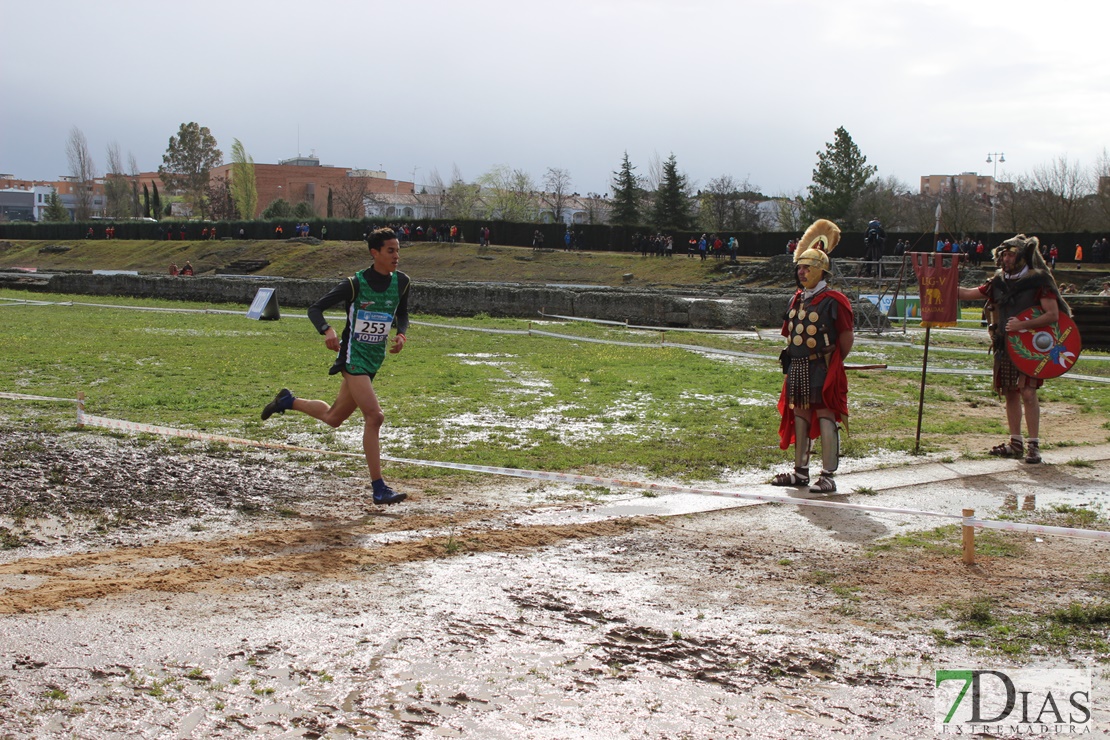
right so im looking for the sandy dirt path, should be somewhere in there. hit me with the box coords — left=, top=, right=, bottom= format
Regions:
left=1, top=426, right=1109, bottom=738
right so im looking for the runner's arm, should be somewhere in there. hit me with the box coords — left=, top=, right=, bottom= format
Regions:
left=307, top=279, right=354, bottom=335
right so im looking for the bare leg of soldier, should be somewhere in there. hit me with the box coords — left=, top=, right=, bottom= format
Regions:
left=1021, top=384, right=1042, bottom=463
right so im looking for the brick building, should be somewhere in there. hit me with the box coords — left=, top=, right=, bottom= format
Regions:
left=209, top=155, right=414, bottom=218
left=920, top=172, right=999, bottom=198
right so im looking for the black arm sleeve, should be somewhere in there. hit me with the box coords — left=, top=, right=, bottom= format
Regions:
left=307, top=278, right=354, bottom=335
left=394, top=273, right=411, bottom=336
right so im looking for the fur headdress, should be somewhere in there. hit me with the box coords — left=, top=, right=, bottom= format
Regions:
left=993, top=233, right=1071, bottom=315
left=992, top=233, right=1047, bottom=274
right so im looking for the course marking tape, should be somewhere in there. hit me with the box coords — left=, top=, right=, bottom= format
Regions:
left=77, top=409, right=964, bottom=521
left=63, top=409, right=1110, bottom=542
left=966, top=516, right=1110, bottom=541
left=7, top=297, right=1108, bottom=380
left=538, top=310, right=760, bottom=335
left=0, top=391, right=78, bottom=403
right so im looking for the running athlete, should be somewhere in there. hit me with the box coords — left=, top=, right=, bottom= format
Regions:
left=261, top=227, right=411, bottom=505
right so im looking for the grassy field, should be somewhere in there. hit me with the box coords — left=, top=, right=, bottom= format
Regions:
left=3, top=237, right=1107, bottom=291
left=0, top=238, right=759, bottom=288
left=4, top=288, right=1110, bottom=485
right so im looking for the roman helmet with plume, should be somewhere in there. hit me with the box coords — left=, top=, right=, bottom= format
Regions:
left=793, top=218, right=841, bottom=289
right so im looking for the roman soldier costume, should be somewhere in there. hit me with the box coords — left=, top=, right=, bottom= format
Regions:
left=773, top=219, right=854, bottom=493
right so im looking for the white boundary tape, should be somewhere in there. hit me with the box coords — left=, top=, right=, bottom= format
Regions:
left=75, top=408, right=963, bottom=521
left=0, top=391, right=78, bottom=403
left=5, top=296, right=1109, bottom=381
left=966, top=516, right=1110, bottom=540
left=65, top=405, right=1110, bottom=541
left=0, top=393, right=1102, bottom=542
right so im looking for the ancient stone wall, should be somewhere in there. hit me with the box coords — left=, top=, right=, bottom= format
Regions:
left=0, top=271, right=791, bottom=329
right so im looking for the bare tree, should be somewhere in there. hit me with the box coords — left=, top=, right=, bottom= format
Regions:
left=128, top=152, right=142, bottom=217
left=541, top=167, right=573, bottom=223
left=903, top=192, right=942, bottom=234
left=334, top=174, right=370, bottom=218
left=645, top=151, right=664, bottom=192
left=849, top=175, right=917, bottom=231
left=1090, top=148, right=1110, bottom=231
left=204, top=175, right=236, bottom=221
left=933, top=176, right=986, bottom=236
left=419, top=167, right=446, bottom=219
left=992, top=180, right=1028, bottom=236
left=699, top=175, right=738, bottom=232
left=1018, top=156, right=1091, bottom=232
left=583, top=192, right=610, bottom=225
left=104, top=142, right=133, bottom=218
left=698, top=175, right=764, bottom=232
left=66, top=126, right=97, bottom=220
left=771, top=192, right=806, bottom=232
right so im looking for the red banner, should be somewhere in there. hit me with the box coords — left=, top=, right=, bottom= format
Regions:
left=912, top=252, right=960, bottom=328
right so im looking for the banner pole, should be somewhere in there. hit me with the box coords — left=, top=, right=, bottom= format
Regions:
left=915, top=325, right=931, bottom=454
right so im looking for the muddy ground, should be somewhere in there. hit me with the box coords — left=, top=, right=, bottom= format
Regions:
left=1, top=415, right=1109, bottom=739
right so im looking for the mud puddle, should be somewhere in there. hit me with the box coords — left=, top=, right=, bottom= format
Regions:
left=2, top=423, right=1109, bottom=738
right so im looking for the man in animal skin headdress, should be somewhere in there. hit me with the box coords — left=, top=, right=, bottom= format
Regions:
left=957, top=234, right=1069, bottom=464
left=772, top=219, right=854, bottom=493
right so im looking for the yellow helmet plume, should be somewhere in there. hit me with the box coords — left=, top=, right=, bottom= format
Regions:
left=794, top=219, right=841, bottom=288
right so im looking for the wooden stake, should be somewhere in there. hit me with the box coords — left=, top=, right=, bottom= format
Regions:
left=962, top=508, right=976, bottom=565
left=76, top=391, right=85, bottom=428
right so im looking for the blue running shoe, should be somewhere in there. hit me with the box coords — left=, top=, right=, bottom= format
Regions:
left=372, top=485, right=407, bottom=505
left=261, top=388, right=294, bottom=420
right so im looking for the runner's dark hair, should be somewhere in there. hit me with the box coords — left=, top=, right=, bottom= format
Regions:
left=367, top=227, right=397, bottom=252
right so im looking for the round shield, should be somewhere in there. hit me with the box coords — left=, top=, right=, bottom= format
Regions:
left=1006, top=308, right=1083, bottom=379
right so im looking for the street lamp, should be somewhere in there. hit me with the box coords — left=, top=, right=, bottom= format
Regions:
left=986, top=152, right=1005, bottom=236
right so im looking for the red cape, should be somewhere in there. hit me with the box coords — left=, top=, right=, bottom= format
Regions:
left=777, top=289, right=852, bottom=450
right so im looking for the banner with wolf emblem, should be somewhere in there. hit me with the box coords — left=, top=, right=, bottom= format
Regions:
left=912, top=252, right=960, bottom=328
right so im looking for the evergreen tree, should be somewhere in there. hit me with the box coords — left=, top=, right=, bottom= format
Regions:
left=42, top=191, right=71, bottom=222
left=803, top=126, right=876, bottom=227
left=159, top=121, right=223, bottom=217
left=262, top=198, right=294, bottom=219
left=151, top=182, right=162, bottom=220
left=292, top=201, right=315, bottom=219
left=610, top=151, right=642, bottom=226
left=143, top=184, right=151, bottom=218
left=651, top=153, right=693, bottom=230
left=327, top=188, right=333, bottom=218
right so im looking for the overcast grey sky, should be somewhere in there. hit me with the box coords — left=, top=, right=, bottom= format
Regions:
left=2, top=0, right=1108, bottom=198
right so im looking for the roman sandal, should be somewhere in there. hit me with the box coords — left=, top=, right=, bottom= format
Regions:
left=989, top=438, right=1024, bottom=458
left=772, top=467, right=809, bottom=487
left=1025, top=441, right=1042, bottom=464
left=809, top=474, right=836, bottom=493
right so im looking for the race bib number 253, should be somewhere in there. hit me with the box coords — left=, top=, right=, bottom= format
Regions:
left=354, top=310, right=393, bottom=344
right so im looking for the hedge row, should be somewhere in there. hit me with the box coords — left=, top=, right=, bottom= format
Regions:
left=0, top=218, right=1102, bottom=262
